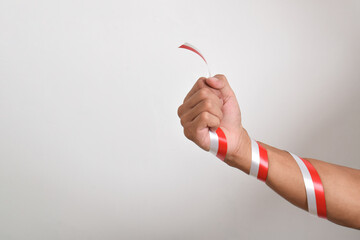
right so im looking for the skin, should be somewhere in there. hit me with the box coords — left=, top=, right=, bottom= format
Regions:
left=177, top=74, right=360, bottom=229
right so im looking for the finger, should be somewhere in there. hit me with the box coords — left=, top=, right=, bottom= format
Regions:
left=205, top=74, right=234, bottom=100
left=183, top=77, right=207, bottom=103
left=180, top=98, right=223, bottom=127
left=183, top=112, right=221, bottom=150
left=178, top=88, right=222, bottom=117
left=192, top=111, right=221, bottom=131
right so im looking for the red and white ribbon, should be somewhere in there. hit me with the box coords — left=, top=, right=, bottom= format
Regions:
left=290, top=153, right=327, bottom=218
left=250, top=139, right=269, bottom=181
left=209, top=128, right=227, bottom=161
left=179, top=42, right=227, bottom=160
left=179, top=42, right=212, bottom=77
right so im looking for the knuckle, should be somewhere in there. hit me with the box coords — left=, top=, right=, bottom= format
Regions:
left=194, top=78, right=206, bottom=90
left=198, top=88, right=209, bottom=99
left=177, top=105, right=183, bottom=117
left=180, top=117, right=186, bottom=127
left=199, top=112, right=209, bottom=122
left=203, top=99, right=212, bottom=110
left=197, top=77, right=206, bottom=84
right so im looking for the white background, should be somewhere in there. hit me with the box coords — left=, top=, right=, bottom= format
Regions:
left=0, top=0, right=359, bottom=239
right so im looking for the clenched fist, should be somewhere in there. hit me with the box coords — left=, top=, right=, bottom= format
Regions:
left=177, top=74, right=251, bottom=168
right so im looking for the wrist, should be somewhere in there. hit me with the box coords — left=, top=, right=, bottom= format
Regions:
left=226, top=128, right=252, bottom=173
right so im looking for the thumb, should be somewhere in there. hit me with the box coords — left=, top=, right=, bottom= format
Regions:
left=206, top=74, right=233, bottom=99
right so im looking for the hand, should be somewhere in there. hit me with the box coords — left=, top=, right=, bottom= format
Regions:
left=177, top=74, right=250, bottom=167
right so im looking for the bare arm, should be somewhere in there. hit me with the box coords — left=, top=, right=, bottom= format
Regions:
left=234, top=135, right=360, bottom=229
left=177, top=75, right=360, bottom=229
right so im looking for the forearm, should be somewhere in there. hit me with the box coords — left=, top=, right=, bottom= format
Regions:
left=229, top=128, right=360, bottom=229
left=306, top=157, right=360, bottom=228
left=178, top=74, right=360, bottom=229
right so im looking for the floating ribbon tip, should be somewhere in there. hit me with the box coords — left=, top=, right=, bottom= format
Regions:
left=178, top=42, right=211, bottom=77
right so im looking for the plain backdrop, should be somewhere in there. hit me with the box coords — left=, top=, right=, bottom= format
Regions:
left=0, top=0, right=359, bottom=239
